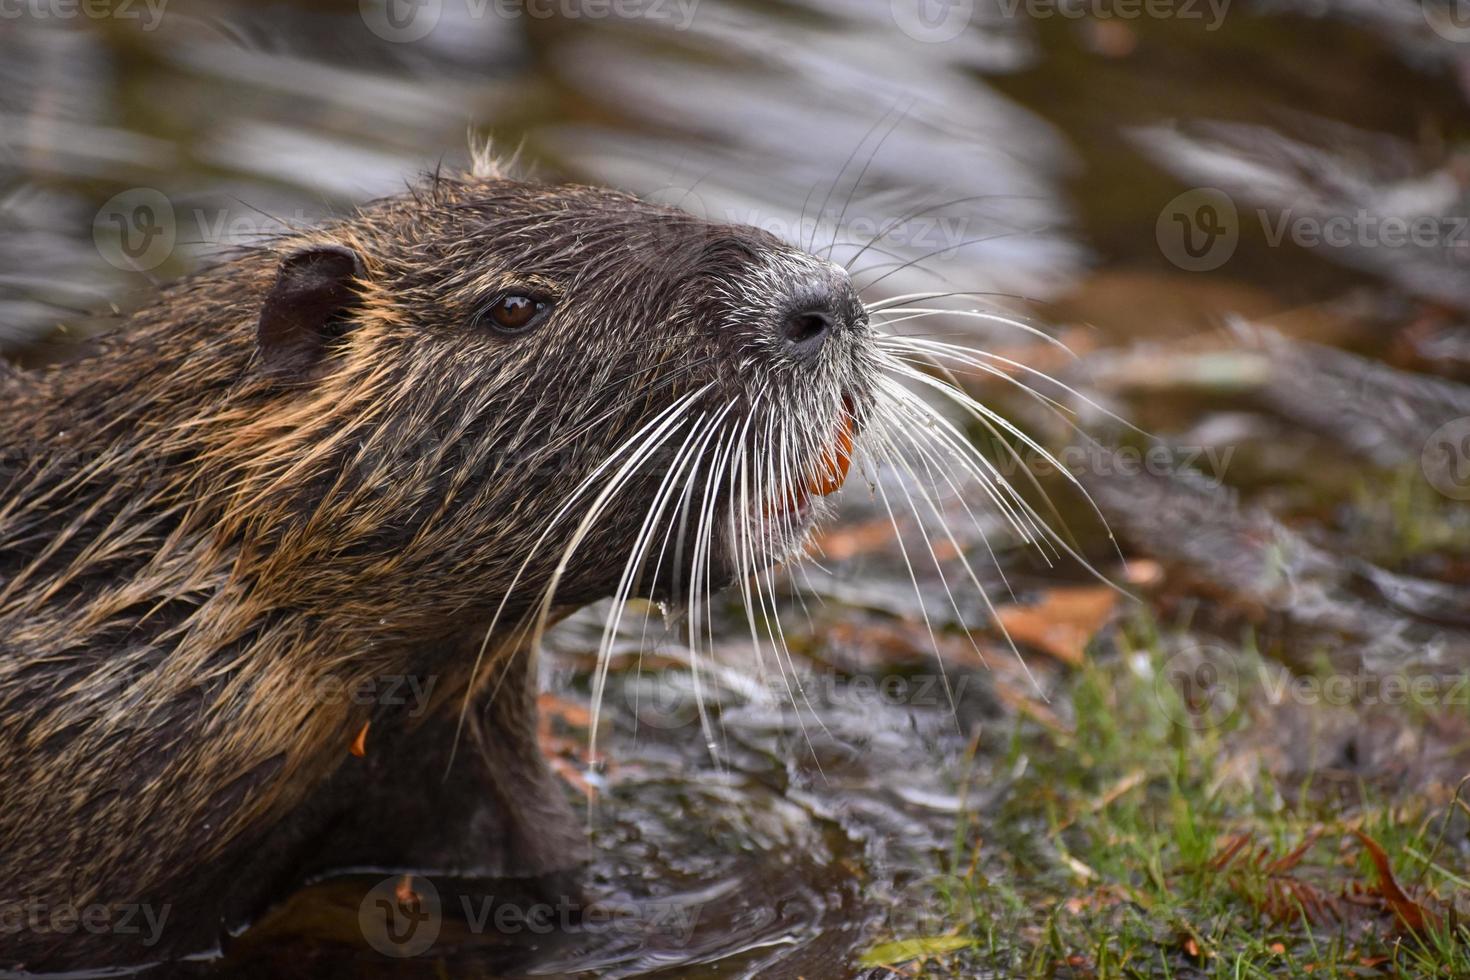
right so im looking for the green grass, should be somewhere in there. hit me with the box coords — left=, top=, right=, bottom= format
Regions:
left=860, top=615, right=1470, bottom=978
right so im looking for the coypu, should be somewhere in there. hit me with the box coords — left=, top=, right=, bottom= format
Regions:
left=0, top=154, right=1053, bottom=971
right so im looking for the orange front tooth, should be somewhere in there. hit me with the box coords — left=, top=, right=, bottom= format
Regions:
left=808, top=401, right=855, bottom=497
left=349, top=720, right=370, bottom=758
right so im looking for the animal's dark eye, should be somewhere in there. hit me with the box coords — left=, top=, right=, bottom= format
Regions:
left=478, top=293, right=551, bottom=335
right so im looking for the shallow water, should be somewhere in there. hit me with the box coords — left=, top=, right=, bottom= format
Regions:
left=4, top=1, right=1470, bottom=976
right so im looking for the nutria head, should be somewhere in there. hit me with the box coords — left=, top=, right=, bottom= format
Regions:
left=215, top=173, right=877, bottom=632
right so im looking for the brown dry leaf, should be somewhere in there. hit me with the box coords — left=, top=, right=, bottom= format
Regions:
left=813, top=517, right=895, bottom=562
left=995, top=586, right=1119, bottom=666
left=1209, top=833, right=1253, bottom=872
left=539, top=691, right=592, bottom=729
left=1353, top=831, right=1443, bottom=935
left=1062, top=952, right=1095, bottom=976
left=1212, top=830, right=1452, bottom=940
left=1083, top=19, right=1137, bottom=58
left=1211, top=830, right=1349, bottom=927
left=537, top=692, right=602, bottom=797
left=1121, top=559, right=1164, bottom=588
left=1095, top=770, right=1147, bottom=812
left=1062, top=886, right=1129, bottom=916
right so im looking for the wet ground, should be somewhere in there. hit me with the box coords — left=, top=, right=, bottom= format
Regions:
left=4, top=1, right=1470, bottom=977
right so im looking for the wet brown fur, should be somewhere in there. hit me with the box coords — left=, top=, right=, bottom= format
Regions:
left=0, top=167, right=872, bottom=968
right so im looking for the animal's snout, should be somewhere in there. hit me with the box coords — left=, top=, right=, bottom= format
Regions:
left=781, top=307, right=835, bottom=351
left=777, top=278, right=864, bottom=360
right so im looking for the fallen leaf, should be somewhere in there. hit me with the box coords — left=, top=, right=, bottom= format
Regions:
left=539, top=691, right=591, bottom=729
left=812, top=517, right=896, bottom=562
left=1354, top=831, right=1442, bottom=934
left=860, top=936, right=975, bottom=968
left=995, top=586, right=1119, bottom=666
left=1122, top=559, right=1164, bottom=587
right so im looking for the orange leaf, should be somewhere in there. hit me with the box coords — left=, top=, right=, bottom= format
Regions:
left=1353, top=831, right=1441, bottom=934
left=538, top=691, right=592, bottom=729
left=995, top=587, right=1118, bottom=666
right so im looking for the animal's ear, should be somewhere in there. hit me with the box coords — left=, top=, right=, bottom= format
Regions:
left=257, top=244, right=366, bottom=378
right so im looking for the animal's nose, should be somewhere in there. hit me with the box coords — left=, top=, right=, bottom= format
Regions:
left=781, top=307, right=836, bottom=353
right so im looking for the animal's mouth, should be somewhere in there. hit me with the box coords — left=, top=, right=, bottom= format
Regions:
left=771, top=395, right=858, bottom=520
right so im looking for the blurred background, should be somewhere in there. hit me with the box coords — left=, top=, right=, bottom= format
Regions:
left=4, top=0, right=1470, bottom=976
